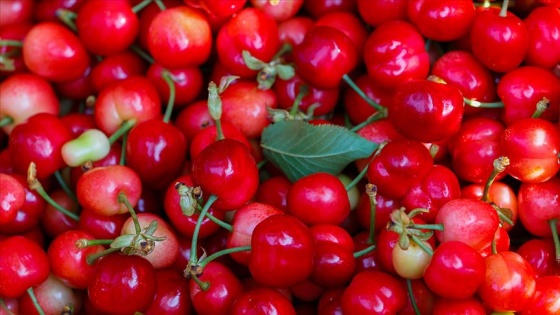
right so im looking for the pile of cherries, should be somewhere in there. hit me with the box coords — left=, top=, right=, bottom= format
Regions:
left=1, top=0, right=559, bottom=314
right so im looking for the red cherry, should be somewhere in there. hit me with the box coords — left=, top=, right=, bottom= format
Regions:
left=0, top=173, right=46, bottom=235
left=407, top=0, right=476, bottom=41
left=278, top=16, right=314, bottom=47
left=461, top=181, right=518, bottom=231
left=517, top=238, right=560, bottom=277
left=231, top=288, right=296, bottom=315
left=310, top=242, right=357, bottom=288
left=357, top=0, right=407, bottom=27
left=315, top=11, right=368, bottom=60
left=518, top=176, right=560, bottom=238
left=174, top=100, right=214, bottom=143
left=0, top=173, right=25, bottom=225
left=90, top=50, right=148, bottom=93
left=17, top=274, right=82, bottom=315
left=344, top=74, right=393, bottom=125
left=523, top=5, right=560, bottom=69
left=189, top=121, right=251, bottom=160
left=303, top=0, right=357, bottom=18
left=519, top=275, right=560, bottom=315
left=0, top=0, right=34, bottom=27
left=432, top=297, right=486, bottom=315
left=250, top=0, right=303, bottom=21
left=146, top=63, right=203, bottom=109
left=78, top=207, right=128, bottom=240
left=40, top=189, right=79, bottom=238
left=144, top=269, right=193, bottom=315
left=255, top=176, right=291, bottom=212
left=33, top=0, right=86, bottom=22
left=0, top=23, right=32, bottom=76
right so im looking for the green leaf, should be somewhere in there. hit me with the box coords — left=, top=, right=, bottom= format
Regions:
left=261, top=120, right=378, bottom=182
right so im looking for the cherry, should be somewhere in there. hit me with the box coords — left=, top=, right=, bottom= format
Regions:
left=357, top=0, right=407, bottom=27
left=196, top=0, right=246, bottom=19
left=364, top=20, right=429, bottom=90
left=255, top=176, right=291, bottom=212
left=278, top=16, right=314, bottom=48
left=0, top=235, right=50, bottom=298
left=407, top=0, right=476, bottom=42
left=390, top=79, right=464, bottom=143
left=432, top=297, right=486, bottom=315
left=354, top=118, right=405, bottom=171
left=0, top=173, right=46, bottom=235
left=9, top=113, right=72, bottom=180
left=293, top=26, right=358, bottom=90
left=175, top=100, right=214, bottom=143
left=78, top=207, right=128, bottom=240
left=191, top=139, right=259, bottom=212
left=189, top=121, right=251, bottom=160
left=88, top=253, right=157, bottom=314
left=147, top=5, right=212, bottom=68
left=40, top=189, right=79, bottom=238
left=33, top=0, right=86, bottom=22
left=22, top=21, right=90, bottom=83
left=519, top=275, right=560, bottom=315
left=315, top=11, right=368, bottom=61
left=90, top=50, right=148, bottom=93
left=144, top=269, right=193, bottom=315
left=310, top=242, right=357, bottom=288
left=398, top=279, right=436, bottom=315
left=0, top=173, right=25, bottom=225
left=341, top=271, right=407, bottom=315
left=231, top=287, right=296, bottom=315
left=287, top=172, right=351, bottom=226
left=523, top=5, right=560, bottom=69
left=517, top=238, right=560, bottom=277
left=344, top=74, right=393, bottom=125
left=147, top=63, right=203, bottom=109
left=17, top=274, right=82, bottom=315
left=497, top=66, right=560, bottom=125
left=518, top=176, right=560, bottom=238
left=250, top=0, right=303, bottom=21
left=500, top=118, right=560, bottom=183
left=216, top=7, right=279, bottom=78
left=317, top=288, right=344, bottom=315
left=478, top=251, right=537, bottom=312
left=0, top=22, right=32, bottom=76
left=249, top=214, right=315, bottom=288
left=303, top=0, right=357, bottom=18
left=470, top=5, right=529, bottom=73
left=76, top=0, right=138, bottom=56
left=311, top=224, right=355, bottom=253
left=0, top=0, right=34, bottom=27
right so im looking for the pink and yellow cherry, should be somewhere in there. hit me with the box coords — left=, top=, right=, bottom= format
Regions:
left=461, top=181, right=518, bottom=231
left=61, top=129, right=111, bottom=168
left=0, top=173, right=25, bottom=225
left=501, top=118, right=560, bottom=183
left=76, top=165, right=142, bottom=216
left=0, top=73, right=59, bottom=134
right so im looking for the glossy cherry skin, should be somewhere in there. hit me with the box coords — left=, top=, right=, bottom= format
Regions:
left=249, top=214, right=315, bottom=288
left=518, top=176, right=560, bottom=238
left=354, top=118, right=405, bottom=171
left=146, top=63, right=203, bottom=109
left=250, top=0, right=302, bottom=21
left=94, top=76, right=162, bottom=136
left=478, top=251, right=537, bottom=312
left=40, top=189, right=79, bottom=238
left=501, top=118, right=560, bottom=183
left=76, top=0, right=138, bottom=56
left=197, top=0, right=246, bottom=18
left=344, top=74, right=393, bottom=125
left=310, top=242, right=357, bottom=288
left=126, top=119, right=187, bottom=190
left=0, top=173, right=46, bottom=235
left=78, top=207, right=128, bottom=240
left=231, top=288, right=296, bottom=315
left=432, top=298, right=486, bottom=315
left=90, top=50, right=148, bottom=93
left=76, top=165, right=142, bottom=216
left=498, top=66, right=560, bottom=125
left=293, top=26, right=358, bottom=90
left=88, top=253, right=157, bottom=314
left=435, top=198, right=500, bottom=252
left=315, top=11, right=368, bottom=60
left=364, top=20, right=429, bottom=90
left=423, top=241, right=485, bottom=299
left=519, top=275, right=560, bottom=315
left=523, top=5, right=560, bottom=69
left=517, top=238, right=560, bottom=277
left=357, top=0, right=407, bottom=27
left=341, top=271, right=407, bottom=315
left=461, top=181, right=518, bottom=230
left=0, top=22, right=32, bottom=77
left=398, top=279, right=435, bottom=315
left=448, top=117, right=505, bottom=183
left=367, top=139, right=434, bottom=200
left=408, top=0, right=475, bottom=41
left=33, top=0, right=86, bottom=22
left=22, top=22, right=90, bottom=83
left=47, top=229, right=104, bottom=289
left=191, top=139, right=259, bottom=212
left=0, top=235, right=50, bottom=298
left=216, top=8, right=279, bottom=78
left=287, top=172, right=351, bottom=226
left=303, top=0, right=356, bottom=17
left=278, top=16, right=314, bottom=48
left=9, top=113, right=73, bottom=180
left=355, top=190, right=402, bottom=237
left=174, top=100, right=214, bottom=142
left=255, top=176, right=291, bottom=212
left=189, top=121, right=251, bottom=160
left=0, top=173, right=25, bottom=225
left=145, top=269, right=192, bottom=315
left=147, top=5, right=211, bottom=68
left=189, top=261, right=244, bottom=315
left=470, top=7, right=529, bottom=73
left=0, top=0, right=33, bottom=27
left=390, top=79, right=464, bottom=143
left=18, top=273, right=82, bottom=315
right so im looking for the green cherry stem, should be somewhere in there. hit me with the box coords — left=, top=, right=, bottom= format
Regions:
left=204, top=211, right=233, bottom=232
left=406, top=279, right=422, bottom=315
left=189, top=274, right=210, bottom=291
left=27, top=287, right=46, bottom=315
left=118, top=192, right=141, bottom=235
left=345, top=164, right=369, bottom=192
left=349, top=111, right=385, bottom=133
left=190, top=195, right=218, bottom=264
left=108, top=119, right=136, bottom=144
left=86, top=247, right=121, bottom=265
left=500, top=0, right=510, bottom=17
left=410, top=234, right=434, bottom=256
left=27, top=163, right=80, bottom=221
left=0, top=40, right=23, bottom=48
left=119, top=131, right=128, bottom=166
left=54, top=170, right=77, bottom=202
left=366, top=183, right=377, bottom=245
left=289, top=84, right=308, bottom=117
left=549, top=219, right=560, bottom=263
left=0, top=298, right=15, bottom=315
left=353, top=244, right=377, bottom=258
left=482, top=156, right=510, bottom=202
left=409, top=223, right=444, bottom=231
left=199, top=245, right=252, bottom=268
left=55, top=9, right=77, bottom=32
left=463, top=98, right=504, bottom=108
left=130, top=44, right=155, bottom=64
left=342, top=74, right=387, bottom=114
left=131, top=0, right=153, bottom=13
left=531, top=97, right=550, bottom=118
left=0, top=116, right=13, bottom=128
left=154, top=0, right=167, bottom=10
left=491, top=238, right=498, bottom=255
left=161, top=70, right=176, bottom=123
left=207, top=82, right=225, bottom=141
left=76, top=238, right=114, bottom=248
left=257, top=160, right=267, bottom=170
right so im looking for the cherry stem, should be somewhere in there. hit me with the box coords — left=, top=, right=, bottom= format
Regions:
left=410, top=234, right=433, bottom=256
left=0, top=40, right=23, bottom=48
left=491, top=237, right=498, bottom=255
left=482, top=156, right=510, bottom=202
left=497, top=210, right=514, bottom=227
left=0, top=299, right=15, bottom=315
left=54, top=170, right=77, bottom=202
left=257, top=160, right=267, bottom=170
left=199, top=245, right=252, bottom=268
left=366, top=183, right=377, bottom=245
left=0, top=55, right=15, bottom=72
left=345, top=164, right=368, bottom=192
left=86, top=247, right=120, bottom=265
left=161, top=70, right=176, bottom=123
left=190, top=274, right=210, bottom=291
left=55, top=9, right=77, bottom=32
left=204, top=211, right=233, bottom=232
left=130, top=45, right=154, bottom=64
left=0, top=116, right=13, bottom=128
left=349, top=111, right=385, bottom=133
left=118, top=192, right=141, bottom=235
left=531, top=97, right=550, bottom=118
left=76, top=238, right=113, bottom=248
left=131, top=0, right=153, bottom=13
left=409, top=223, right=444, bottom=231
left=464, top=98, right=504, bottom=108
left=499, top=0, right=510, bottom=17
left=108, top=119, right=136, bottom=144
left=154, top=0, right=167, bottom=10
left=289, top=84, right=308, bottom=117
left=406, top=279, right=421, bottom=315
left=27, top=287, right=45, bottom=315
left=119, top=131, right=128, bottom=166
left=190, top=195, right=218, bottom=265
left=342, top=74, right=386, bottom=113
left=549, top=219, right=560, bottom=264
left=353, top=244, right=376, bottom=258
